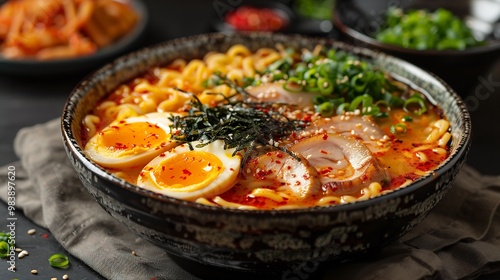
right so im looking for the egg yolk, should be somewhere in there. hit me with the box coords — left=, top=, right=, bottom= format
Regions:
left=152, top=151, right=224, bottom=191
left=98, top=122, right=167, bottom=152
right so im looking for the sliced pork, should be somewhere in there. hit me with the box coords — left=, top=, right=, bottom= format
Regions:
left=245, top=82, right=315, bottom=109
left=306, top=115, right=391, bottom=153
left=239, top=148, right=322, bottom=200
left=290, top=133, right=389, bottom=196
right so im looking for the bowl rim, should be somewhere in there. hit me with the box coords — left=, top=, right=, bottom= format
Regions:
left=332, top=4, right=500, bottom=57
left=62, top=32, right=472, bottom=216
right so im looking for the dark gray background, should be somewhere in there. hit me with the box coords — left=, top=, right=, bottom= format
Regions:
left=0, top=0, right=499, bottom=279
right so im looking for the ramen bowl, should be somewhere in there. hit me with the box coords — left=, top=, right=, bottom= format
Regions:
left=333, top=0, right=500, bottom=95
left=61, top=33, right=471, bottom=277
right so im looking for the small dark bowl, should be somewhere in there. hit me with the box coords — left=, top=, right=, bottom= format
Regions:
left=333, top=0, right=500, bottom=95
left=212, top=0, right=295, bottom=33
left=61, top=33, right=471, bottom=277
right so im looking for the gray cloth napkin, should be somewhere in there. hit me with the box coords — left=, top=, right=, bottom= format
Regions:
left=1, top=118, right=499, bottom=280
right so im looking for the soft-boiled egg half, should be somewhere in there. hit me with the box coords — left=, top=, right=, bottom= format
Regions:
left=137, top=140, right=241, bottom=201
left=84, top=112, right=179, bottom=169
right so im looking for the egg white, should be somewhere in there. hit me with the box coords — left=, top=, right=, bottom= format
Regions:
left=137, top=140, right=241, bottom=201
left=84, top=112, right=180, bottom=169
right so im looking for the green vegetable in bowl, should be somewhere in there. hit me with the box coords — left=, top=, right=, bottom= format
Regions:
left=294, top=0, right=335, bottom=20
left=375, top=7, right=484, bottom=50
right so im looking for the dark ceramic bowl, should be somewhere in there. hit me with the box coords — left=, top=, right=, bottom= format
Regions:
left=61, top=33, right=471, bottom=277
left=212, top=0, right=295, bottom=33
left=333, top=0, right=500, bottom=95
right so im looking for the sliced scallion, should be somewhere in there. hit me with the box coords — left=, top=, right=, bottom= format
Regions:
left=283, top=77, right=303, bottom=92
left=404, top=95, right=427, bottom=115
left=402, top=115, right=413, bottom=122
left=317, top=77, right=334, bottom=95
left=49, top=253, right=70, bottom=268
left=390, top=123, right=407, bottom=134
left=349, top=94, right=373, bottom=112
left=0, top=241, right=9, bottom=258
left=316, top=102, right=334, bottom=116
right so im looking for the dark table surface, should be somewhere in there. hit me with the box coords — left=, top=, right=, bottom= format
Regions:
left=1, top=0, right=499, bottom=279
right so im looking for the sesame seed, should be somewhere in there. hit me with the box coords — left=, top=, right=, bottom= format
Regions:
left=51, top=278, right=58, bottom=280
left=18, top=250, right=28, bottom=258
left=132, top=251, right=137, bottom=256
left=27, top=229, right=36, bottom=235
left=63, top=275, right=69, bottom=280
left=31, top=269, right=38, bottom=274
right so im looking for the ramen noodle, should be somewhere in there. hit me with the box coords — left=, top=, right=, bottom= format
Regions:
left=0, top=0, right=138, bottom=60
left=81, top=44, right=452, bottom=210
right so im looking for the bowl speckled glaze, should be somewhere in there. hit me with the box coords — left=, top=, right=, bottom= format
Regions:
left=61, top=33, right=471, bottom=277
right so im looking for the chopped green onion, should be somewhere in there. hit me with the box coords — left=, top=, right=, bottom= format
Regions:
left=404, top=95, right=427, bottom=115
left=326, top=49, right=336, bottom=60
left=271, top=71, right=286, bottom=81
left=317, top=77, right=334, bottom=95
left=390, top=123, right=407, bottom=134
left=387, top=94, right=404, bottom=107
left=303, top=68, right=318, bottom=80
left=267, top=57, right=292, bottom=73
left=317, top=61, right=336, bottom=78
left=336, top=103, right=349, bottom=115
left=316, top=102, right=334, bottom=116
left=304, top=78, right=319, bottom=92
left=349, top=94, right=373, bottom=112
left=313, top=95, right=327, bottom=104
left=283, top=77, right=303, bottom=92
left=375, top=7, right=484, bottom=50
left=249, top=45, right=432, bottom=120
left=203, top=74, right=223, bottom=88
left=293, top=62, right=308, bottom=77
left=301, top=51, right=317, bottom=63
left=0, top=241, right=8, bottom=258
left=49, top=253, right=70, bottom=268
left=363, top=105, right=381, bottom=116
left=350, top=73, right=368, bottom=93
left=402, top=115, right=413, bottom=122
left=375, top=99, right=390, bottom=109
left=0, top=231, right=10, bottom=241
left=375, top=111, right=389, bottom=118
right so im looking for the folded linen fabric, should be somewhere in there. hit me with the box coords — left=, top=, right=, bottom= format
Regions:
left=0, top=118, right=499, bottom=280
